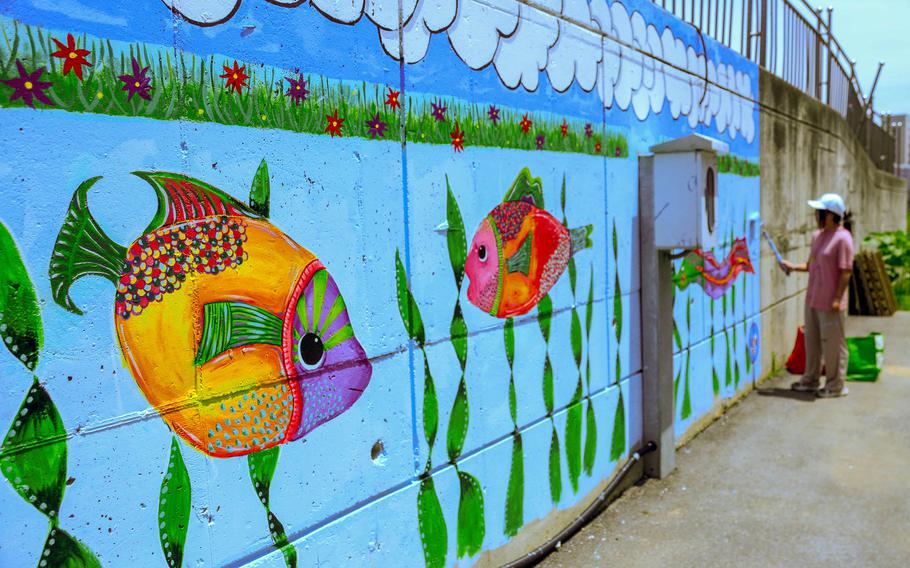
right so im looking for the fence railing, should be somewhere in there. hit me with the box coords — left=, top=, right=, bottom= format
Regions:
left=652, top=0, right=896, bottom=173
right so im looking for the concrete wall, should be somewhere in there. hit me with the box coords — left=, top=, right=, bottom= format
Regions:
left=758, top=71, right=908, bottom=380
left=0, top=1, right=761, bottom=566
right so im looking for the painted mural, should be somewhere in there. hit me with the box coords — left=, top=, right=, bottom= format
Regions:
left=0, top=0, right=760, bottom=566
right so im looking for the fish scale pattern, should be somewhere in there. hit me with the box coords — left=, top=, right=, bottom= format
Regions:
left=116, top=218, right=248, bottom=318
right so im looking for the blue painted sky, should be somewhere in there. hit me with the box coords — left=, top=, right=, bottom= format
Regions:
left=2, top=0, right=759, bottom=156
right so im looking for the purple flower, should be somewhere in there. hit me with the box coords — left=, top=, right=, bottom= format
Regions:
left=431, top=101, right=447, bottom=122
left=584, top=123, right=593, bottom=138
left=536, top=134, right=545, bottom=150
left=1, top=60, right=54, bottom=108
left=366, top=112, right=387, bottom=139
left=118, top=57, right=152, bottom=101
left=285, top=74, right=309, bottom=105
left=487, top=104, right=500, bottom=125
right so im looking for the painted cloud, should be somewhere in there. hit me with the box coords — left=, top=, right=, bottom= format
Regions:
left=166, top=0, right=757, bottom=143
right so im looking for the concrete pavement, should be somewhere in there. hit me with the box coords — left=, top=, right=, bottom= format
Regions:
left=541, top=313, right=910, bottom=568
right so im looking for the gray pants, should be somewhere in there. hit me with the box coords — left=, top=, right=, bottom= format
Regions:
left=801, top=303, right=848, bottom=392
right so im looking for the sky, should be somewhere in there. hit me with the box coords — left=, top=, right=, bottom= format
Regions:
left=823, top=0, right=910, bottom=115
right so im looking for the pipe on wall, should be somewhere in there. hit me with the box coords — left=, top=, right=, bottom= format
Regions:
left=502, top=441, right=658, bottom=568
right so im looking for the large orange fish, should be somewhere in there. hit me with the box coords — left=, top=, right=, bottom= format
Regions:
left=466, top=169, right=592, bottom=318
left=49, top=167, right=371, bottom=458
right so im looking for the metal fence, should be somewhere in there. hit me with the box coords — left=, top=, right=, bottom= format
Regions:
left=653, top=0, right=896, bottom=173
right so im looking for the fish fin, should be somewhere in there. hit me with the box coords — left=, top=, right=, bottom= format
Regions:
left=249, top=159, right=270, bottom=218
left=132, top=171, right=259, bottom=233
left=195, top=301, right=283, bottom=366
left=503, top=168, right=544, bottom=208
left=569, top=225, right=593, bottom=256
left=505, top=230, right=533, bottom=276
left=49, top=176, right=127, bottom=315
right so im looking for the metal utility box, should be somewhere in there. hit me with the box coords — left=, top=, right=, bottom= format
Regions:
left=649, top=134, right=729, bottom=250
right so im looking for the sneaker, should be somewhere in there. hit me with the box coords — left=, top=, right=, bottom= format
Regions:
left=816, top=387, right=849, bottom=399
left=791, top=380, right=819, bottom=392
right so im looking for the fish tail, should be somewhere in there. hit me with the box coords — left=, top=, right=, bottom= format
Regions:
left=49, top=176, right=127, bottom=315
left=569, top=225, right=593, bottom=256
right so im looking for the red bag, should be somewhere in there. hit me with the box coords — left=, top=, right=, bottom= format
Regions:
left=786, top=326, right=806, bottom=375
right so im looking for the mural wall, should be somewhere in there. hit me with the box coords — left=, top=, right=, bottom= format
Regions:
left=0, top=0, right=759, bottom=565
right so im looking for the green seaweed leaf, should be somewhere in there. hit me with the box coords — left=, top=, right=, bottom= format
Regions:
left=504, top=433, right=524, bottom=537
left=266, top=511, right=297, bottom=568
left=537, top=294, right=552, bottom=343
left=159, top=437, right=191, bottom=568
left=542, top=356, right=554, bottom=413
left=610, top=391, right=626, bottom=461
left=417, top=477, right=447, bottom=568
left=674, top=367, right=681, bottom=404
left=725, top=333, right=732, bottom=387
left=568, top=257, right=577, bottom=295
left=38, top=526, right=101, bottom=568
left=508, top=377, right=517, bottom=425
left=615, top=350, right=621, bottom=385
left=446, top=377, right=469, bottom=461
left=613, top=273, right=623, bottom=343
left=445, top=179, right=467, bottom=288
left=422, top=354, right=439, bottom=451
left=248, top=447, right=297, bottom=568
left=712, top=366, right=720, bottom=396
left=394, top=250, right=425, bottom=347
left=1, top=378, right=66, bottom=516
left=456, top=471, right=485, bottom=558
left=0, top=221, right=43, bottom=371
left=673, top=321, right=682, bottom=351
left=583, top=399, right=597, bottom=476
left=503, top=318, right=515, bottom=369
left=585, top=270, right=594, bottom=337
left=249, top=158, right=270, bottom=217
left=566, top=394, right=583, bottom=492
left=570, top=309, right=583, bottom=367
left=450, top=301, right=468, bottom=371
left=548, top=425, right=562, bottom=504
left=248, top=447, right=279, bottom=508
left=682, top=352, right=692, bottom=420
left=611, top=219, right=618, bottom=259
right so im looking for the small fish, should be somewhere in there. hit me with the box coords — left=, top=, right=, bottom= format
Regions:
left=673, top=237, right=754, bottom=299
left=49, top=167, right=371, bottom=458
left=465, top=168, right=592, bottom=318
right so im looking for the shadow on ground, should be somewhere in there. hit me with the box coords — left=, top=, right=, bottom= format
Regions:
left=541, top=313, right=910, bottom=568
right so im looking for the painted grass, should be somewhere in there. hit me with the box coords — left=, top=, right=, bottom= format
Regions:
left=0, top=18, right=759, bottom=173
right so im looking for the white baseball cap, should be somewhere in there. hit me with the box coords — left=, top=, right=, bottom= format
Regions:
left=807, top=193, right=846, bottom=217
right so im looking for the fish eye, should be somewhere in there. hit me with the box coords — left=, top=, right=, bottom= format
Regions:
left=478, top=244, right=487, bottom=262
left=298, top=333, right=325, bottom=371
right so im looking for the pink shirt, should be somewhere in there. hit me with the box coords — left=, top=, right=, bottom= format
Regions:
left=806, top=227, right=854, bottom=311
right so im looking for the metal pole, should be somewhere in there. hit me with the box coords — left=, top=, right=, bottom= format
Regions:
left=759, top=0, right=768, bottom=68
left=639, top=156, right=676, bottom=480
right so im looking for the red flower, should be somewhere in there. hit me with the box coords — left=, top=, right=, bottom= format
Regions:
left=519, top=113, right=532, bottom=134
left=595, top=139, right=602, bottom=153
left=220, top=60, right=249, bottom=94
left=560, top=119, right=568, bottom=138
left=385, top=86, right=401, bottom=110
left=51, top=33, right=91, bottom=80
left=450, top=121, right=465, bottom=153
left=325, top=109, right=344, bottom=137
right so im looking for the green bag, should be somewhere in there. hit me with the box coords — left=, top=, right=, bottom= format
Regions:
left=846, top=332, right=885, bottom=382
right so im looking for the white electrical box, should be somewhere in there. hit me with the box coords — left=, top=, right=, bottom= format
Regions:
left=649, top=134, right=728, bottom=250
